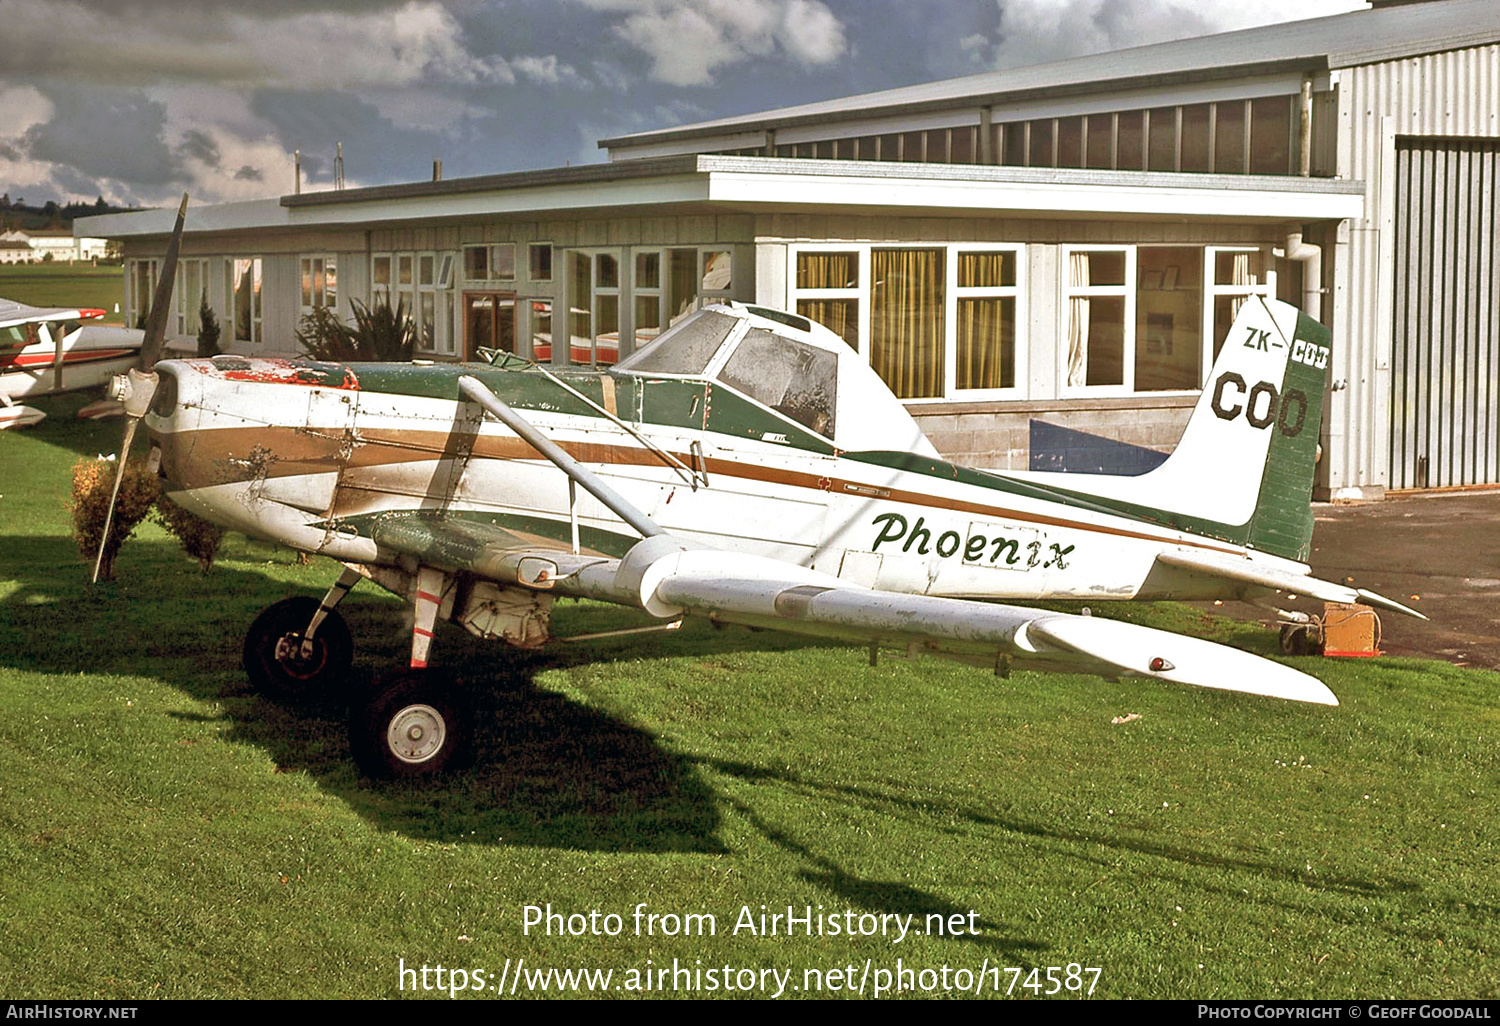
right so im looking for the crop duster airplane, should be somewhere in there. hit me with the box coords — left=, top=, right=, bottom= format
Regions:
left=99, top=201, right=1421, bottom=778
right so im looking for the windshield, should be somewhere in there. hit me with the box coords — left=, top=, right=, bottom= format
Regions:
left=717, top=327, right=837, bottom=437
left=614, top=308, right=741, bottom=376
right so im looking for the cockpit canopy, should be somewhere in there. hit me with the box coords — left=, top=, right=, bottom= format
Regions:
left=614, top=303, right=938, bottom=456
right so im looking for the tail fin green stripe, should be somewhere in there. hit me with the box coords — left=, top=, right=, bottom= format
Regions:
left=1246, top=311, right=1330, bottom=562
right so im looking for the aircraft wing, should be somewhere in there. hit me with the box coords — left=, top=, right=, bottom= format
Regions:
left=364, top=515, right=1338, bottom=706
left=1155, top=548, right=1426, bottom=619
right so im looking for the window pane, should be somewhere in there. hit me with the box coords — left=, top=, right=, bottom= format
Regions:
left=668, top=248, right=697, bottom=322
left=1215, top=249, right=1265, bottom=286
left=373, top=256, right=391, bottom=287
left=796, top=298, right=858, bottom=349
left=530, top=301, right=552, bottom=361
left=398, top=255, right=413, bottom=286
left=1117, top=111, right=1144, bottom=170
left=570, top=253, right=591, bottom=360
left=957, top=297, right=1015, bottom=390
left=325, top=257, right=337, bottom=309
left=1250, top=95, right=1292, bottom=174
left=871, top=248, right=944, bottom=400
left=464, top=245, right=488, bottom=281
left=958, top=251, right=1015, bottom=288
left=1215, top=100, right=1246, bottom=174
left=1083, top=296, right=1125, bottom=387
left=301, top=259, right=313, bottom=308
left=596, top=252, right=618, bottom=289
left=1072, top=250, right=1125, bottom=287
left=797, top=251, right=858, bottom=289
left=636, top=251, right=660, bottom=289
left=529, top=244, right=552, bottom=282
left=901, top=131, right=925, bottom=161
left=595, top=294, right=618, bottom=365
left=420, top=291, right=436, bottom=352
left=493, top=244, right=515, bottom=281
left=419, top=254, right=434, bottom=287
left=1135, top=247, right=1202, bottom=390
left=701, top=250, right=731, bottom=291
left=635, top=294, right=661, bottom=345
left=1180, top=104, right=1211, bottom=173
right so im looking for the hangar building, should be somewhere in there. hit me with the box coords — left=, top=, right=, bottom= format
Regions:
left=81, top=0, right=1500, bottom=499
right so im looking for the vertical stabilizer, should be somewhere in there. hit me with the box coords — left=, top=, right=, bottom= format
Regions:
left=1014, top=296, right=1331, bottom=563
left=1134, top=296, right=1330, bottom=561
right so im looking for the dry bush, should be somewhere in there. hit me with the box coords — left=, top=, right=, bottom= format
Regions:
left=154, top=495, right=225, bottom=571
left=71, top=458, right=160, bottom=581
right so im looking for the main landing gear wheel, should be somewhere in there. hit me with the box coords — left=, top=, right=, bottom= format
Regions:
left=349, top=670, right=471, bottom=780
left=243, top=596, right=353, bottom=704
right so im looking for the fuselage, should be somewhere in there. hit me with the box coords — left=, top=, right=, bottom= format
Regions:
left=145, top=353, right=1302, bottom=606
left=1, top=310, right=142, bottom=400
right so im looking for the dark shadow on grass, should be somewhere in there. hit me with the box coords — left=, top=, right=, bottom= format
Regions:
left=0, top=535, right=734, bottom=854
left=699, top=755, right=1426, bottom=907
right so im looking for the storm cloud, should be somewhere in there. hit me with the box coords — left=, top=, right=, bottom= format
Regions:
left=0, top=0, right=1368, bottom=207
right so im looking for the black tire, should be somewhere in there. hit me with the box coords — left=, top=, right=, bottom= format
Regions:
left=243, top=596, right=353, bottom=703
left=349, top=670, right=471, bottom=779
left=1279, top=623, right=1311, bottom=657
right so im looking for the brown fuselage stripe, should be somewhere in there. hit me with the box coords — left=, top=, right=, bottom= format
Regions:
left=159, top=423, right=1242, bottom=555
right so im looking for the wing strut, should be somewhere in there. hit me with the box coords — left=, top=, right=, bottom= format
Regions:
left=457, top=375, right=665, bottom=540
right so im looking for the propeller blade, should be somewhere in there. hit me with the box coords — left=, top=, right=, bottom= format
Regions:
left=138, top=193, right=189, bottom=371
left=91, top=419, right=140, bottom=584
left=91, top=194, right=188, bottom=583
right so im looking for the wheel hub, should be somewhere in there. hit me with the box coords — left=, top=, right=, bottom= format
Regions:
left=386, top=704, right=447, bottom=764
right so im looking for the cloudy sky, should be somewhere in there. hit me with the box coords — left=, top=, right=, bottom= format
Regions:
left=0, top=0, right=1368, bottom=208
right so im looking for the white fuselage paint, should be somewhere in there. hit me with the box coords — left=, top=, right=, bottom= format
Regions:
left=150, top=362, right=1306, bottom=606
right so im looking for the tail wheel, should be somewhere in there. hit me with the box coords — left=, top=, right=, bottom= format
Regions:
left=243, top=596, right=353, bottom=703
left=350, top=670, right=471, bottom=779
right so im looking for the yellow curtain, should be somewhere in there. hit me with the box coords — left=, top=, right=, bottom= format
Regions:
left=872, top=249, right=943, bottom=399
left=958, top=298, right=1013, bottom=390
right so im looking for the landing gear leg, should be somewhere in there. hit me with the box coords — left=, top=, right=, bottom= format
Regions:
left=349, top=566, right=471, bottom=779
left=243, top=565, right=362, bottom=703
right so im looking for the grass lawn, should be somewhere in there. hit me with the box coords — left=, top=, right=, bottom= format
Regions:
left=0, top=395, right=1495, bottom=1000
left=0, top=264, right=126, bottom=325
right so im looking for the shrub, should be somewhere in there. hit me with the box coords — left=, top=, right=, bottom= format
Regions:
left=196, top=293, right=221, bottom=357
left=153, top=495, right=224, bottom=571
left=71, top=458, right=160, bottom=581
left=296, top=298, right=414, bottom=362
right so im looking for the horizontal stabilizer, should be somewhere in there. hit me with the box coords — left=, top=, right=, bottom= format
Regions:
left=1025, top=615, right=1337, bottom=705
left=1157, top=549, right=1426, bottom=620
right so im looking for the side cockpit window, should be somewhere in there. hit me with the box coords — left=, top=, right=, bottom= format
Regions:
left=718, top=327, right=838, bottom=438
left=616, top=309, right=741, bottom=376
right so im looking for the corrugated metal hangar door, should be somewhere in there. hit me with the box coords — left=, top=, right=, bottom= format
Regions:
left=1390, top=138, right=1500, bottom=489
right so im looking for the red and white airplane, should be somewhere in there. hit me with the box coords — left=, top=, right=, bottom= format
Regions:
left=0, top=299, right=143, bottom=428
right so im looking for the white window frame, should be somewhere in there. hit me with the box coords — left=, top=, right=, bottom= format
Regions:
left=462, top=243, right=516, bottom=284
left=224, top=257, right=263, bottom=348
left=1203, top=245, right=1276, bottom=381
left=174, top=258, right=210, bottom=338
left=300, top=254, right=339, bottom=314
left=1061, top=244, right=1138, bottom=397
left=127, top=258, right=159, bottom=328
left=373, top=250, right=456, bottom=357
left=788, top=242, right=1026, bottom=401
